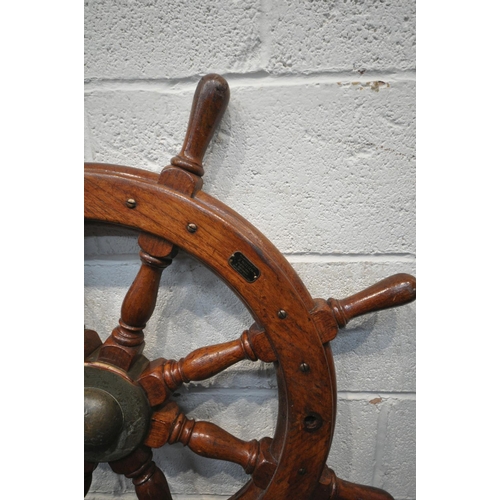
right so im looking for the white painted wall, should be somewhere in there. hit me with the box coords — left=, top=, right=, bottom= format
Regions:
left=84, top=1, right=415, bottom=499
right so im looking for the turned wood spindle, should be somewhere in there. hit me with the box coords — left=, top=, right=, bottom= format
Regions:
left=170, top=73, right=229, bottom=177
left=98, top=248, right=176, bottom=370
left=163, top=329, right=258, bottom=388
left=328, top=273, right=416, bottom=329
left=159, top=73, right=230, bottom=195
left=145, top=401, right=275, bottom=485
left=109, top=445, right=173, bottom=500
left=175, top=418, right=260, bottom=474
left=113, top=251, right=172, bottom=344
left=139, top=327, right=273, bottom=407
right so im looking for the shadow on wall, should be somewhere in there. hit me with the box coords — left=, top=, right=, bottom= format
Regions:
left=333, top=312, right=395, bottom=356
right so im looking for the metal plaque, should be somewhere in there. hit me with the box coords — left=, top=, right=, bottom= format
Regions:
left=228, top=251, right=260, bottom=283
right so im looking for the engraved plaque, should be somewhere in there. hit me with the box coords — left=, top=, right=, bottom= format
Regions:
left=228, top=252, right=260, bottom=283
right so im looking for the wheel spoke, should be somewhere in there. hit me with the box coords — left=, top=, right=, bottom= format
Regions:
left=139, top=324, right=276, bottom=407
left=98, top=241, right=177, bottom=371
left=144, top=401, right=276, bottom=489
left=109, top=445, right=173, bottom=500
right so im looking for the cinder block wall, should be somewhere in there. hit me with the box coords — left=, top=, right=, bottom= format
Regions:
left=84, top=1, right=416, bottom=499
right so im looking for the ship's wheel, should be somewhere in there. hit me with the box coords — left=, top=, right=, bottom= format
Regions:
left=84, top=74, right=415, bottom=499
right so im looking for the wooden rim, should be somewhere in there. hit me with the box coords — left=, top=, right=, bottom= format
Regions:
left=84, top=163, right=337, bottom=499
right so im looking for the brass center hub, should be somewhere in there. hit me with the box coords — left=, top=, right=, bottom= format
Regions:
left=84, top=387, right=124, bottom=449
left=84, top=363, right=152, bottom=463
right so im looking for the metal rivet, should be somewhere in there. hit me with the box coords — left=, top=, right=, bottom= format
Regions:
left=298, top=468, right=306, bottom=475
left=277, top=310, right=287, bottom=319
left=300, top=362, right=310, bottom=373
left=126, top=199, right=136, bottom=209
left=187, top=223, right=198, bottom=233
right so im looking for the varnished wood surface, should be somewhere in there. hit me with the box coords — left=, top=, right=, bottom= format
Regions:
left=97, top=249, right=175, bottom=371
left=84, top=73, right=415, bottom=500
left=85, top=163, right=336, bottom=499
left=170, top=73, right=229, bottom=177
left=109, top=446, right=173, bottom=500
left=138, top=329, right=262, bottom=407
left=328, top=273, right=416, bottom=328
left=85, top=164, right=416, bottom=498
left=84, top=329, right=102, bottom=359
left=144, top=400, right=274, bottom=481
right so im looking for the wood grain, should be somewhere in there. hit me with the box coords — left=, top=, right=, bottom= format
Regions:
left=84, top=73, right=415, bottom=499
left=109, top=446, right=173, bottom=500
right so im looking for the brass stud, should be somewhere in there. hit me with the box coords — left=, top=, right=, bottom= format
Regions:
left=300, top=362, right=310, bottom=373
left=277, top=310, right=287, bottom=319
left=125, top=199, right=136, bottom=209
left=187, top=223, right=198, bottom=233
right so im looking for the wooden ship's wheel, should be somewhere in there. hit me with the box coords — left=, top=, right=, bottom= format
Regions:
left=84, top=74, right=416, bottom=500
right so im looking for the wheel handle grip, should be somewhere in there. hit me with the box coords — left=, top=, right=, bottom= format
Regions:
left=328, top=273, right=416, bottom=328
left=171, top=73, right=230, bottom=177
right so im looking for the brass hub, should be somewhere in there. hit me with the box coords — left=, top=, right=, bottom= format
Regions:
left=84, top=387, right=124, bottom=448
left=84, top=363, right=152, bottom=463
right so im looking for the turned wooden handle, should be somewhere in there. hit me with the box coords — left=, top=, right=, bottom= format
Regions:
left=328, top=273, right=416, bottom=328
left=171, top=73, right=230, bottom=177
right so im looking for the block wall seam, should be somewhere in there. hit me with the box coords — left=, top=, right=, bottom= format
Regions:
left=83, top=70, right=416, bottom=94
